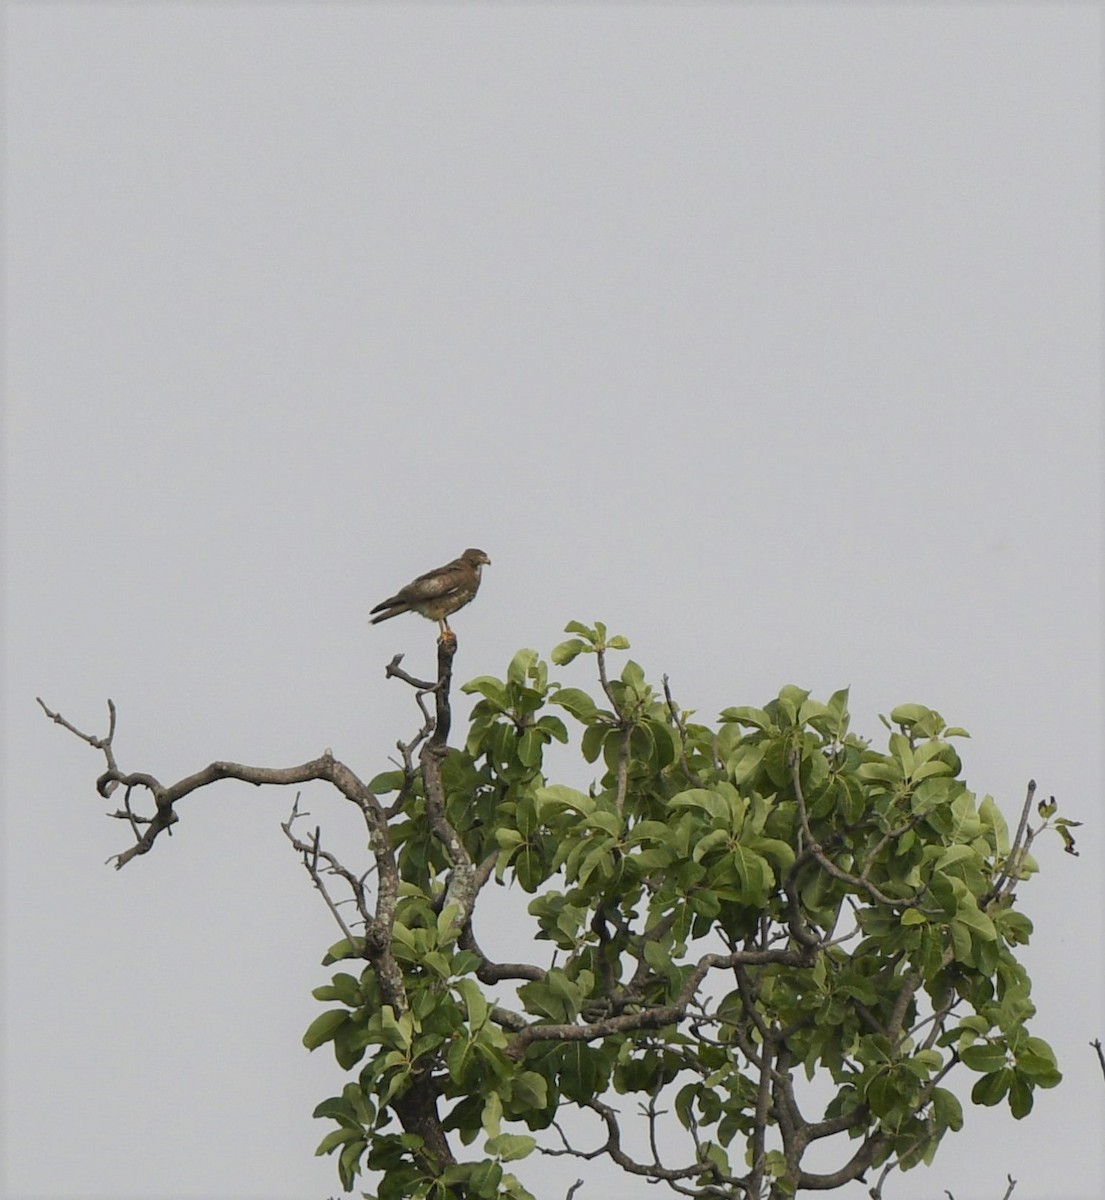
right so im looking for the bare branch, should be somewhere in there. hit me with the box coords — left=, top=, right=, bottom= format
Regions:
left=488, top=1004, right=528, bottom=1032
left=540, top=1110, right=718, bottom=1194
left=506, top=943, right=814, bottom=1060
left=595, top=645, right=618, bottom=712
left=458, top=923, right=545, bottom=983
left=868, top=1157, right=896, bottom=1200
left=38, top=697, right=120, bottom=795
left=993, top=780, right=1036, bottom=899
left=40, top=697, right=396, bottom=909
left=383, top=647, right=458, bottom=805
left=795, top=1129, right=889, bottom=1191
left=282, top=796, right=373, bottom=942
left=384, top=653, right=438, bottom=691
left=662, top=673, right=698, bottom=784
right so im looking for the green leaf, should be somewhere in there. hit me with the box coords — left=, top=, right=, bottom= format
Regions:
left=507, top=1070, right=548, bottom=1112
left=321, top=937, right=364, bottom=964
left=551, top=639, right=588, bottom=665
left=979, top=796, right=1003, bottom=854
left=481, top=1090, right=503, bottom=1137
left=337, top=1138, right=365, bottom=1187
left=518, top=727, right=543, bottom=768
left=469, top=1158, right=504, bottom=1197
left=312, top=1096, right=357, bottom=1126
left=535, top=784, right=594, bottom=817
left=581, top=723, right=607, bottom=763
left=692, top=828, right=732, bottom=863
left=643, top=939, right=676, bottom=975
left=315, top=1126, right=362, bottom=1156
left=518, top=978, right=575, bottom=1022
left=1009, top=1075, right=1034, bottom=1118
left=719, top=706, right=774, bottom=731
left=312, top=972, right=360, bottom=1005
left=744, top=834, right=795, bottom=872
left=949, top=919, right=973, bottom=965
left=366, top=770, right=405, bottom=795
left=727, top=740, right=766, bottom=786
left=507, top=649, right=539, bottom=686
left=463, top=676, right=509, bottom=706
left=952, top=899, right=997, bottom=942
left=930, top=1086, right=964, bottom=1132
left=303, top=1010, right=349, bottom=1050
left=587, top=809, right=623, bottom=837
left=857, top=760, right=902, bottom=785
left=379, top=1005, right=412, bottom=1051
left=669, top=787, right=729, bottom=823
left=961, top=1043, right=1009, bottom=1073
left=620, top=658, right=647, bottom=691
left=730, top=845, right=773, bottom=906
left=890, top=703, right=942, bottom=733
left=485, top=1133, right=537, bottom=1162
left=933, top=844, right=978, bottom=870
left=538, top=714, right=569, bottom=743
left=797, top=698, right=833, bottom=725
left=550, top=687, right=598, bottom=720
left=563, top=620, right=594, bottom=637
left=912, top=758, right=953, bottom=782
left=454, top=977, right=489, bottom=1028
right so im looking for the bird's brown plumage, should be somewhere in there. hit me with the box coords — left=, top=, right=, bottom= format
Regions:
left=369, top=548, right=491, bottom=635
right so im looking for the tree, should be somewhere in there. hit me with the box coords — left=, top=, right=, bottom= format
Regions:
left=40, top=621, right=1076, bottom=1200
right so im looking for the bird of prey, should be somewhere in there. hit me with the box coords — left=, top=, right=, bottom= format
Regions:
left=370, top=548, right=491, bottom=637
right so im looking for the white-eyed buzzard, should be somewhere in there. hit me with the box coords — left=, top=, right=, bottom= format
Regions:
left=370, top=549, right=491, bottom=636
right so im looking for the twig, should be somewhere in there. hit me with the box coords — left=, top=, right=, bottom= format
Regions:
left=36, top=695, right=116, bottom=748
left=385, top=653, right=438, bottom=691
left=991, top=780, right=1036, bottom=898
left=1091, top=1038, right=1105, bottom=1083
left=662, top=673, right=696, bottom=783
left=643, top=1084, right=666, bottom=1171
left=281, top=795, right=373, bottom=940
left=867, top=1156, right=896, bottom=1199
left=595, top=645, right=618, bottom=712
left=37, top=697, right=120, bottom=795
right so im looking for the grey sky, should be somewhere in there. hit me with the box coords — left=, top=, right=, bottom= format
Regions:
left=3, top=4, right=1101, bottom=1199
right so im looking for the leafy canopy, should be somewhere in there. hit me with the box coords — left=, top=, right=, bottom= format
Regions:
left=304, top=622, right=1064, bottom=1199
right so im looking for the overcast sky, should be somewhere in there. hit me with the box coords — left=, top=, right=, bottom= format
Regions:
left=3, top=4, right=1101, bottom=1199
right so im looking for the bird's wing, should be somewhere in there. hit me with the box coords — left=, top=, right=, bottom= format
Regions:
left=397, top=558, right=470, bottom=602
left=370, top=557, right=468, bottom=613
